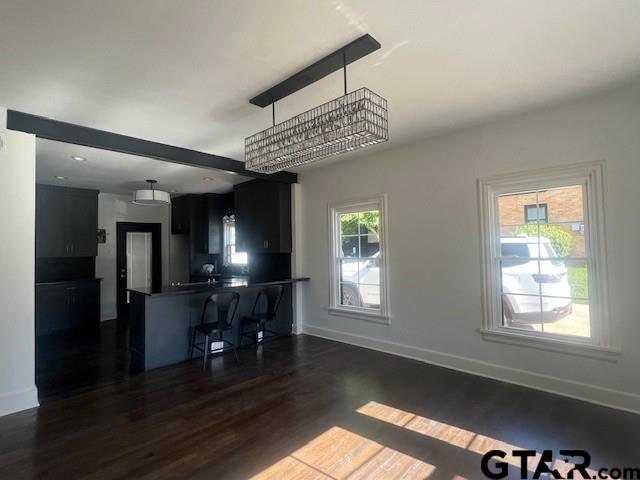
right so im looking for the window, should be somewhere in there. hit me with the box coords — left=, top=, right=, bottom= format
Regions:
left=524, top=203, right=547, bottom=224
left=222, top=215, right=248, bottom=266
left=478, top=163, right=616, bottom=358
left=328, top=195, right=389, bottom=323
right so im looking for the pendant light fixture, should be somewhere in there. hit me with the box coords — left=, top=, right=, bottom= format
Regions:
left=132, top=179, right=171, bottom=206
left=245, top=34, right=388, bottom=174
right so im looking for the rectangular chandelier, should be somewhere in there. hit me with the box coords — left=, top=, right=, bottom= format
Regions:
left=245, top=87, right=388, bottom=173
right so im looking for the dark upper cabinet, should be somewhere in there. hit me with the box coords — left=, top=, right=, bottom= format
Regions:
left=205, top=193, right=233, bottom=255
left=65, top=190, right=99, bottom=256
left=172, top=193, right=234, bottom=256
left=36, top=185, right=98, bottom=258
left=234, top=180, right=292, bottom=254
left=36, top=186, right=66, bottom=257
left=171, top=194, right=208, bottom=252
left=171, top=195, right=190, bottom=235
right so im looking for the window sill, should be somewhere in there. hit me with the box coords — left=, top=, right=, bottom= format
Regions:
left=327, top=307, right=390, bottom=325
left=479, top=328, right=620, bottom=362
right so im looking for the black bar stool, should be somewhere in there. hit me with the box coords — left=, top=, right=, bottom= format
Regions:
left=240, top=285, right=285, bottom=347
left=190, top=291, right=240, bottom=368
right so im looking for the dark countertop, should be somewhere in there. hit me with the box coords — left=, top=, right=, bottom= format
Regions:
left=36, top=278, right=103, bottom=286
left=128, top=277, right=310, bottom=297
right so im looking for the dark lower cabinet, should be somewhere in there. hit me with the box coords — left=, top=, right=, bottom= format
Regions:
left=36, top=280, right=100, bottom=336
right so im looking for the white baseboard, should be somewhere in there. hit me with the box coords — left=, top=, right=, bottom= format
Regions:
left=0, top=386, right=39, bottom=417
left=303, top=324, right=640, bottom=415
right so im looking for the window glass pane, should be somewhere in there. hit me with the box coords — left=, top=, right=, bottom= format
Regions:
left=498, top=191, right=538, bottom=232
left=500, top=241, right=531, bottom=266
left=358, top=284, right=381, bottom=309
left=341, top=236, right=360, bottom=258
left=540, top=297, right=590, bottom=338
left=565, top=260, right=589, bottom=300
left=358, top=259, right=380, bottom=285
left=358, top=210, right=380, bottom=234
left=340, top=213, right=360, bottom=235
left=340, top=283, right=362, bottom=307
left=339, top=259, right=359, bottom=284
left=231, top=251, right=248, bottom=265
left=544, top=222, right=585, bottom=258
left=360, top=233, right=380, bottom=258
left=502, top=293, right=542, bottom=332
left=500, top=259, right=541, bottom=296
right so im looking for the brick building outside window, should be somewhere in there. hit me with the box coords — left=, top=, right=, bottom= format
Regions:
left=498, top=185, right=585, bottom=257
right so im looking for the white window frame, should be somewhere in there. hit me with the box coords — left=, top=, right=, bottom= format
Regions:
left=222, top=215, right=248, bottom=267
left=478, top=162, right=618, bottom=360
left=327, top=194, right=390, bottom=324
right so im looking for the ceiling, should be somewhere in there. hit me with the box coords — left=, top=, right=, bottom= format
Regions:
left=3, top=1, right=640, bottom=170
left=36, top=138, right=250, bottom=195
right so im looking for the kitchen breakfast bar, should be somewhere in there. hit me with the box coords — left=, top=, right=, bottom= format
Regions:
left=128, top=277, right=309, bottom=371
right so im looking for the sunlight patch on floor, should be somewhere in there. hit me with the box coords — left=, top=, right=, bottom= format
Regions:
left=357, top=401, right=598, bottom=477
left=358, top=401, right=542, bottom=469
left=249, top=426, right=435, bottom=480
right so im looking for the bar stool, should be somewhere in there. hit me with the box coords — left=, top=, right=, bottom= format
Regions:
left=190, top=291, right=240, bottom=368
left=240, top=285, right=285, bottom=348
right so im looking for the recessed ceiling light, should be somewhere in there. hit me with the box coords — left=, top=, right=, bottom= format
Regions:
left=203, top=177, right=214, bottom=181
left=71, top=156, right=86, bottom=162
left=55, top=175, right=67, bottom=180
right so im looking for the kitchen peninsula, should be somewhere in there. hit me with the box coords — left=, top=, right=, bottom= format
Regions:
left=128, top=276, right=308, bottom=371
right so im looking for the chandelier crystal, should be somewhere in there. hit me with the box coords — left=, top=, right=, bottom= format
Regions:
left=245, top=87, right=388, bottom=173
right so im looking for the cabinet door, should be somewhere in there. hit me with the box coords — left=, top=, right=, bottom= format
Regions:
left=65, top=191, right=98, bottom=257
left=234, top=185, right=256, bottom=253
left=206, top=194, right=223, bottom=254
left=36, top=187, right=66, bottom=257
left=251, top=182, right=292, bottom=253
left=69, top=282, right=100, bottom=329
left=171, top=196, right=190, bottom=234
left=234, top=181, right=292, bottom=253
left=35, top=285, right=69, bottom=335
left=190, top=196, right=209, bottom=254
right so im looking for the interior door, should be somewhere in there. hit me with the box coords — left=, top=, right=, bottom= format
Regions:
left=126, top=232, right=152, bottom=302
left=116, top=222, right=162, bottom=319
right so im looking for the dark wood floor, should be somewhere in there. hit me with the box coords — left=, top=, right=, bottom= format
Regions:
left=35, top=319, right=129, bottom=401
left=3, top=334, right=639, bottom=479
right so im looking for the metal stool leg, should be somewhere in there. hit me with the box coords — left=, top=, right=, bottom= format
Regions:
left=190, top=328, right=197, bottom=360
left=203, top=334, right=209, bottom=369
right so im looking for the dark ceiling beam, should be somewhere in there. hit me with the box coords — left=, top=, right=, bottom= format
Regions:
left=249, top=34, right=381, bottom=108
left=6, top=110, right=298, bottom=184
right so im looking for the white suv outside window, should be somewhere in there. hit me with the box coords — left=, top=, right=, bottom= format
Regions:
left=501, top=236, right=572, bottom=323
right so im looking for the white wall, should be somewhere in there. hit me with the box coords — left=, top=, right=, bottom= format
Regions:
left=299, top=80, right=640, bottom=413
left=96, top=193, right=171, bottom=320
left=0, top=109, right=39, bottom=416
